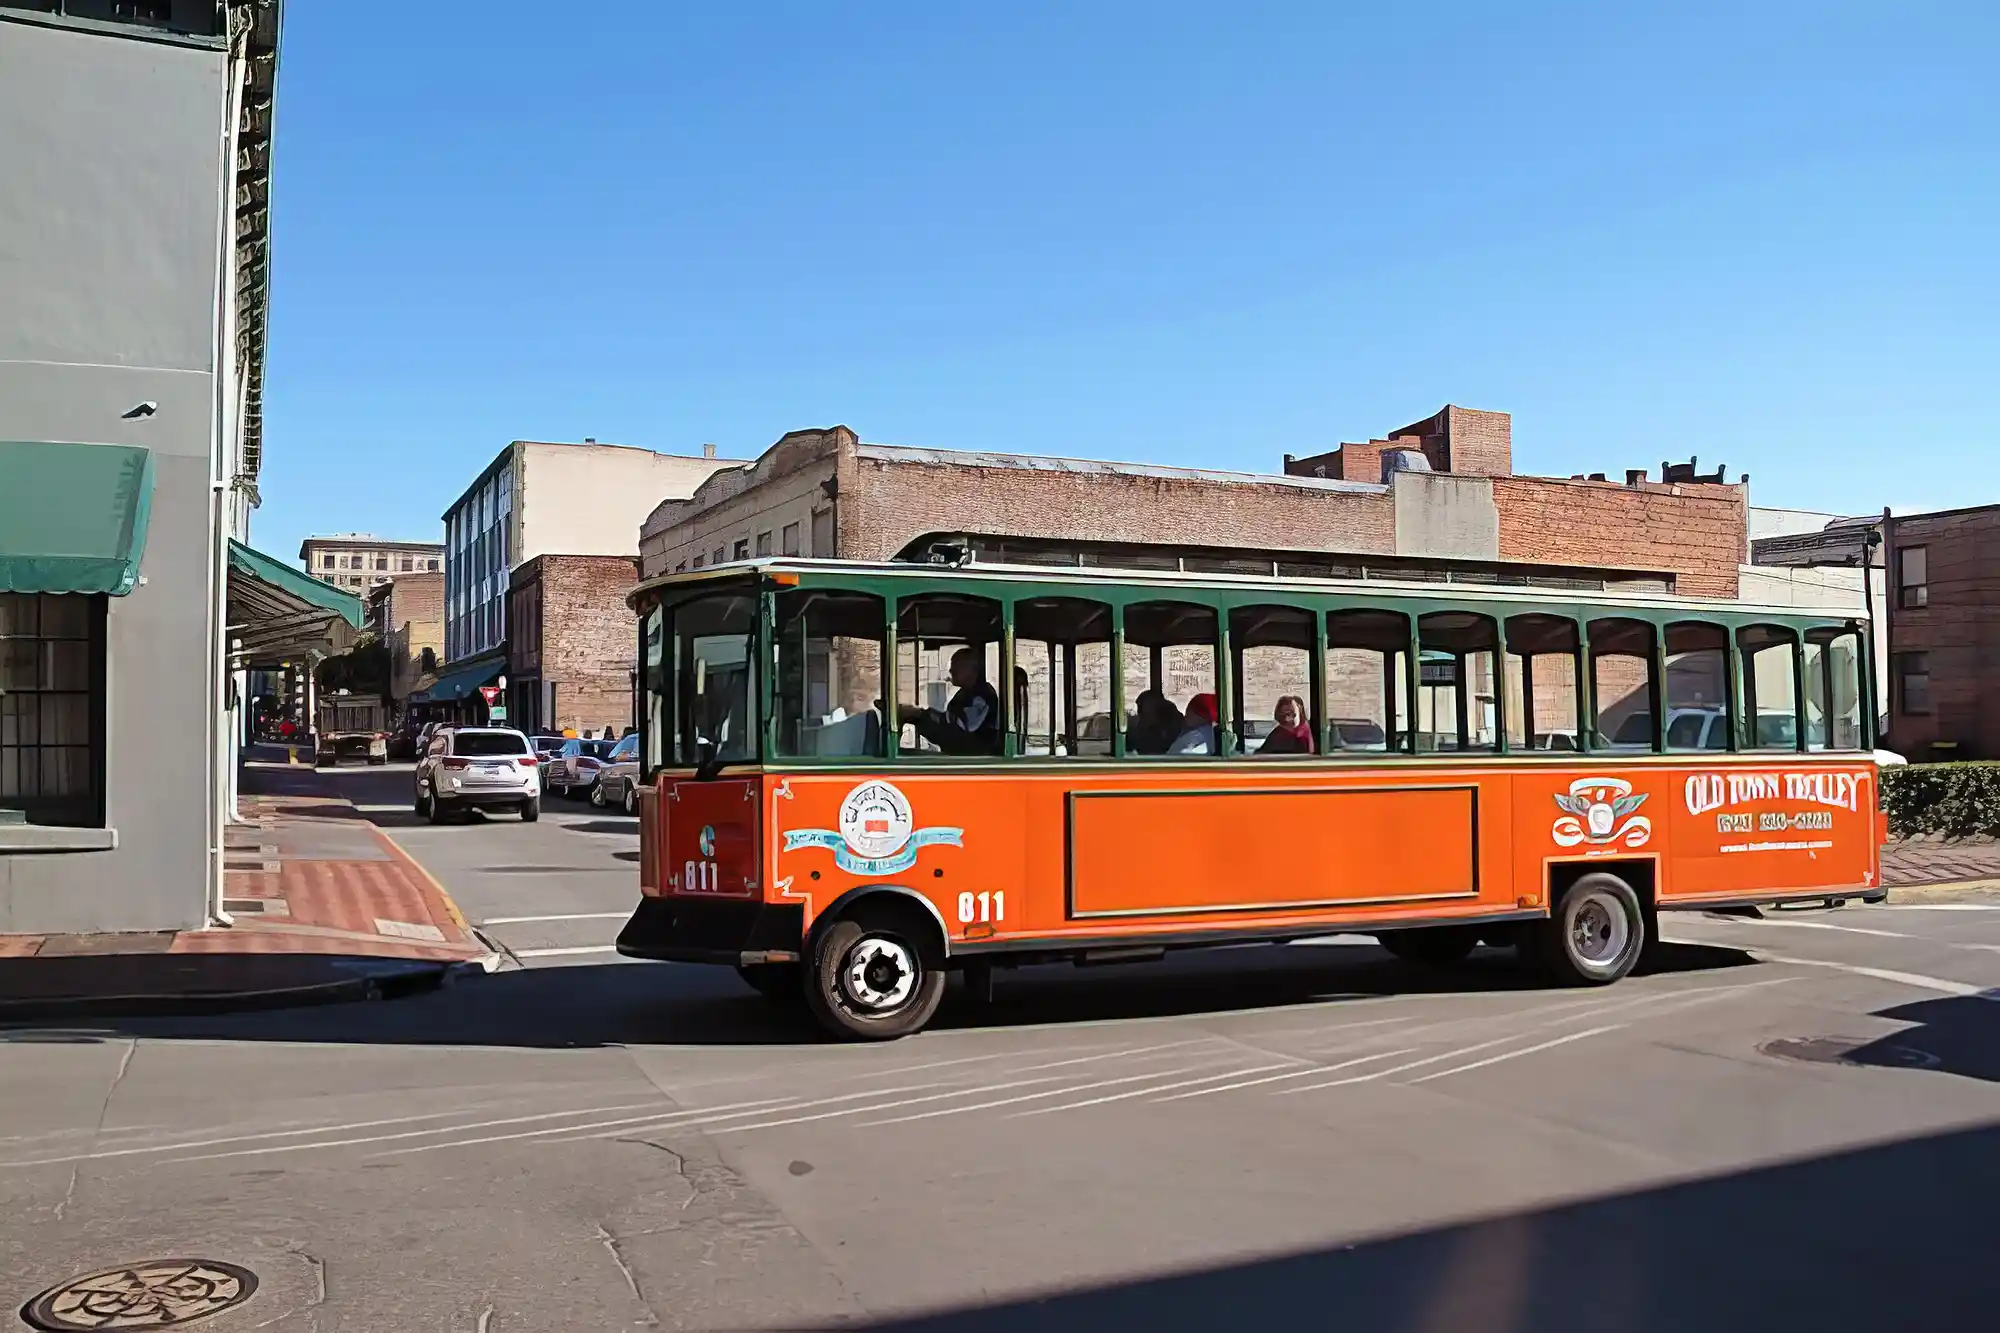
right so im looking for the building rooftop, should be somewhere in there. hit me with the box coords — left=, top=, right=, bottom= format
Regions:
left=853, top=442, right=1386, bottom=495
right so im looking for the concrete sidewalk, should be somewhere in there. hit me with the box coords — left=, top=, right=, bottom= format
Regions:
left=0, top=761, right=493, bottom=1017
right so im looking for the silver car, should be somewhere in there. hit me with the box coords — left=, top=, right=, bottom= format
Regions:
left=415, top=726, right=540, bottom=823
left=590, top=733, right=642, bottom=814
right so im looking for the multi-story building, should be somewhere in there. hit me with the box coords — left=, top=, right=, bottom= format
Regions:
left=641, top=409, right=1749, bottom=594
left=364, top=572, right=444, bottom=714
left=638, top=408, right=1760, bottom=749
left=1760, top=503, right=2000, bottom=762
left=424, top=439, right=738, bottom=720
left=0, top=1, right=318, bottom=934
left=506, top=555, right=641, bottom=735
left=299, top=534, right=442, bottom=593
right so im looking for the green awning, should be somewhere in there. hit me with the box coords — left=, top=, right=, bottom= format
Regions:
left=410, top=654, right=505, bottom=704
left=226, top=540, right=365, bottom=665
left=0, top=441, right=154, bottom=595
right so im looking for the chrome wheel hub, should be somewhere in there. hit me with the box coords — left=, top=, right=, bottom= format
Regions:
left=842, top=937, right=916, bottom=1011
left=1571, top=894, right=1628, bottom=965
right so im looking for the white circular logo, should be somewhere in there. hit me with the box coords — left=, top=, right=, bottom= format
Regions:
left=839, top=781, right=913, bottom=860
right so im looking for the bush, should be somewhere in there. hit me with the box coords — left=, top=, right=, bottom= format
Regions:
left=1881, top=762, right=2000, bottom=839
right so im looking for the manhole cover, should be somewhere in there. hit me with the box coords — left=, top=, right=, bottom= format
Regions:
left=21, top=1260, right=257, bottom=1330
left=1761, top=1036, right=1940, bottom=1070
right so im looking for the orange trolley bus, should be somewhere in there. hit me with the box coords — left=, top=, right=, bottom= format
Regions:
left=617, top=558, right=1884, bottom=1040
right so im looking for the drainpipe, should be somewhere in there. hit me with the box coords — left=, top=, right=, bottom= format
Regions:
left=205, top=29, right=251, bottom=930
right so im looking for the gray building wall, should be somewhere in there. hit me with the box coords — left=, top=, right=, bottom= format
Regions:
left=0, top=17, right=231, bottom=932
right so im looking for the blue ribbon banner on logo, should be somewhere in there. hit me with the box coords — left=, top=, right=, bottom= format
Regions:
left=783, top=827, right=964, bottom=876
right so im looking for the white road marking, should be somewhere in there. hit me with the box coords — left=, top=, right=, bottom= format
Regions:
left=1737, top=949, right=2000, bottom=1000
left=688, top=1040, right=1216, bottom=1128
left=481, top=912, right=630, bottom=925
left=697, top=1040, right=1218, bottom=1135
left=378, top=1095, right=824, bottom=1156
left=1152, top=1048, right=1421, bottom=1102
left=28, top=1101, right=674, bottom=1169
left=858, top=1058, right=1247, bottom=1127
left=162, top=1101, right=712, bottom=1164
left=1409, top=1024, right=1626, bottom=1083
left=1010, top=1060, right=1307, bottom=1117
left=0, top=1101, right=576, bottom=1169
left=1275, top=1033, right=1531, bottom=1095
left=1700, top=916, right=1910, bottom=940
left=514, top=945, right=620, bottom=958
left=413, top=1045, right=1212, bottom=1153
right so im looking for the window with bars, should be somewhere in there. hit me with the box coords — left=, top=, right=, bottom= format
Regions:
left=0, top=593, right=104, bottom=828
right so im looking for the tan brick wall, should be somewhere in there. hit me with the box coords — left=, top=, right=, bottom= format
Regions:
left=1493, top=475, right=1747, bottom=598
left=538, top=555, right=641, bottom=735
left=842, top=455, right=1398, bottom=561
left=380, top=572, right=444, bottom=704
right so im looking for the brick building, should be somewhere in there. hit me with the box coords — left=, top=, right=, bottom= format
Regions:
left=364, top=572, right=444, bottom=716
left=1871, top=505, right=2000, bottom=761
left=637, top=407, right=1752, bottom=745
left=507, top=555, right=643, bottom=736
left=640, top=407, right=1748, bottom=597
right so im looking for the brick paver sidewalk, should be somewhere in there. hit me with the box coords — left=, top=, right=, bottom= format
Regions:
left=0, top=762, right=489, bottom=1013
left=1880, top=836, right=2000, bottom=889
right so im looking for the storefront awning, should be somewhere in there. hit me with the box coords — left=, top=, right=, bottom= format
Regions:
left=0, top=441, right=154, bottom=596
left=410, top=654, right=504, bottom=704
left=226, top=539, right=365, bottom=665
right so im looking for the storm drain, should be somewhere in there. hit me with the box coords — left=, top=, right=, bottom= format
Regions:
left=1761, top=1036, right=1940, bottom=1071
left=20, top=1260, right=257, bottom=1330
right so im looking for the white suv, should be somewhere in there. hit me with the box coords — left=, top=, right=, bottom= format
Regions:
left=415, top=727, right=541, bottom=823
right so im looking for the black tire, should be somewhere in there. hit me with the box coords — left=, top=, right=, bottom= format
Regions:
left=414, top=785, right=430, bottom=817
left=805, top=917, right=946, bottom=1041
left=428, top=793, right=455, bottom=825
left=737, top=961, right=803, bottom=1003
left=1532, top=872, right=1646, bottom=986
left=1378, top=926, right=1480, bottom=966
left=622, top=784, right=637, bottom=816
left=589, top=781, right=607, bottom=808
left=520, top=798, right=540, bottom=823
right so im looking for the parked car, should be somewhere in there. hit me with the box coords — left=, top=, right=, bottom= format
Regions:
left=591, top=733, right=642, bottom=814
left=529, top=732, right=567, bottom=762
left=414, top=727, right=540, bottom=823
left=545, top=736, right=614, bottom=798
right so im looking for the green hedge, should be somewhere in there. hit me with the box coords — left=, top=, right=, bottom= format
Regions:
left=1881, top=763, right=2000, bottom=839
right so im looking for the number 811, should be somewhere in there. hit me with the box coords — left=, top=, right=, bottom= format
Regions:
left=956, top=891, right=1004, bottom=925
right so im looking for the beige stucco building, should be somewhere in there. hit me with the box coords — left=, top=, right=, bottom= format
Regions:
left=299, top=533, right=442, bottom=592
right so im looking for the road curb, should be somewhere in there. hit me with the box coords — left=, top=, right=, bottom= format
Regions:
left=0, top=958, right=469, bottom=1024
left=1885, top=878, right=2000, bottom=899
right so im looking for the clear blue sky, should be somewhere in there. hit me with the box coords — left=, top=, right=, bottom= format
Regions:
left=256, top=1, right=1998, bottom=563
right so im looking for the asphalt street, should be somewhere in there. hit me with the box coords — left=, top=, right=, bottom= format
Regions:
left=7, top=776, right=2000, bottom=1329
left=336, top=760, right=643, bottom=966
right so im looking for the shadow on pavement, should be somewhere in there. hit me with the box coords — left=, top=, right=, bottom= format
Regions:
left=1841, top=993, right=2000, bottom=1082
left=0, top=939, right=1760, bottom=1051
left=564, top=819, right=640, bottom=836
left=851, top=1120, right=2000, bottom=1332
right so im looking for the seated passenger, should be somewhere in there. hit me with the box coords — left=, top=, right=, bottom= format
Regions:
left=1257, top=695, right=1314, bottom=755
left=1169, top=693, right=1219, bottom=755
left=896, top=647, right=1002, bottom=755
left=1128, top=689, right=1183, bottom=755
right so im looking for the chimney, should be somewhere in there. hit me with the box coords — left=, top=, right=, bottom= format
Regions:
left=1625, top=468, right=1646, bottom=486
left=703, top=443, right=717, bottom=459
